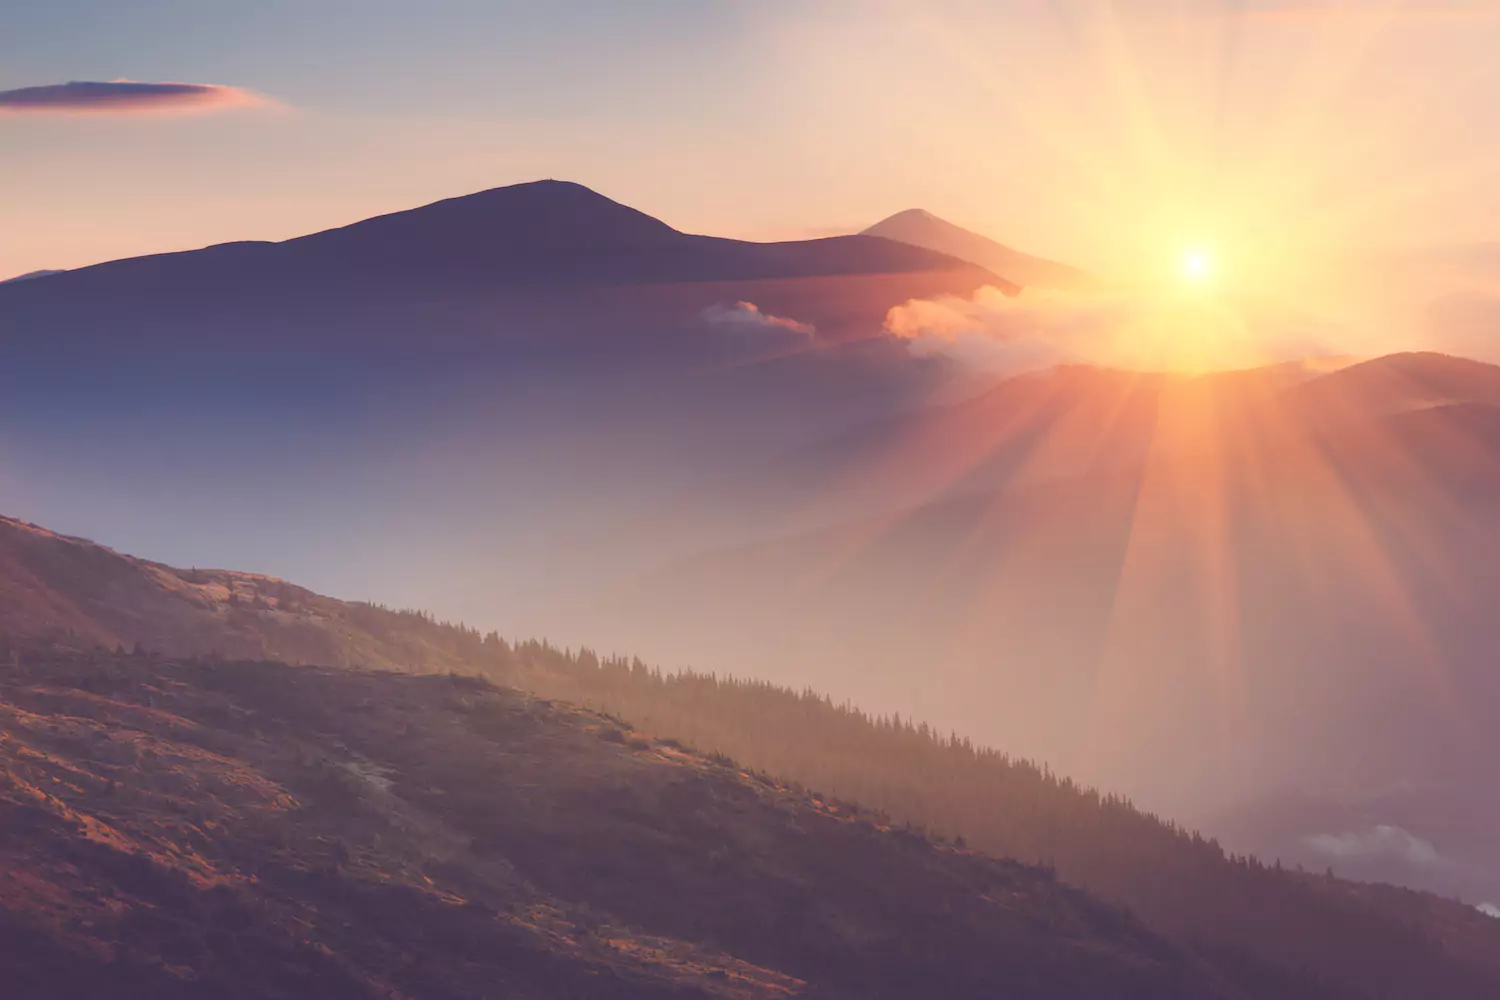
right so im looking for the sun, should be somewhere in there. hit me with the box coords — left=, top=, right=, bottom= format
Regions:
left=1179, top=248, right=1214, bottom=284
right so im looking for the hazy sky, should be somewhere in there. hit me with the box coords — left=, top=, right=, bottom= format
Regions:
left=5, top=0, right=1500, bottom=280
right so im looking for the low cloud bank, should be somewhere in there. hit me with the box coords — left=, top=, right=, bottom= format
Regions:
left=884, top=282, right=1342, bottom=374
left=0, top=80, right=267, bottom=115
left=885, top=285, right=1128, bottom=373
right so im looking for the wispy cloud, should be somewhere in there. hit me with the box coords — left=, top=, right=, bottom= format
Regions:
left=0, top=80, right=269, bottom=116
left=1305, top=825, right=1449, bottom=868
left=701, top=301, right=818, bottom=362
left=701, top=301, right=816, bottom=339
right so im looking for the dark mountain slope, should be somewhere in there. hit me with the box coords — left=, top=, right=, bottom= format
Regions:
left=1, top=647, right=1253, bottom=1000
left=862, top=209, right=1087, bottom=289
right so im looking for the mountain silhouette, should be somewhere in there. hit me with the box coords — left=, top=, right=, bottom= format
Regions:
left=862, top=208, right=1088, bottom=289
left=0, top=180, right=1001, bottom=351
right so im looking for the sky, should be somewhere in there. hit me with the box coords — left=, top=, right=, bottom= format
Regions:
left=4, top=0, right=1500, bottom=282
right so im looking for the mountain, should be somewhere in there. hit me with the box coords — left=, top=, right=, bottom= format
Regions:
left=1282, top=351, right=1500, bottom=426
left=862, top=209, right=1089, bottom=289
left=0, top=269, right=64, bottom=285
left=0, top=180, right=1001, bottom=353
left=5, top=512, right=1500, bottom=998
left=0, top=181, right=1018, bottom=623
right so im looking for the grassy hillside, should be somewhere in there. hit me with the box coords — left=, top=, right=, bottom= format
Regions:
left=4, top=512, right=1500, bottom=997
left=2, top=646, right=1257, bottom=1000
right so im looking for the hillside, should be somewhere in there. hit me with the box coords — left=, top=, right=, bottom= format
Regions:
left=0, top=514, right=472, bottom=673
left=2, top=646, right=1268, bottom=1000
left=1282, top=351, right=1500, bottom=426
left=4, top=513, right=1500, bottom=997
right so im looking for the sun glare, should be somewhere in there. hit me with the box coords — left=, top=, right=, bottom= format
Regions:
left=1179, top=248, right=1213, bottom=284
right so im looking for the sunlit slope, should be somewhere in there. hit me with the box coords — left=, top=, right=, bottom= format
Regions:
left=1283, top=351, right=1500, bottom=425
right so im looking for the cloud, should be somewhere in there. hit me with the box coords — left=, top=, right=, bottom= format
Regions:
left=884, top=282, right=1344, bottom=374
left=702, top=301, right=817, bottom=343
left=1479, top=903, right=1500, bottom=919
left=1305, top=825, right=1449, bottom=868
left=702, top=301, right=816, bottom=338
left=0, top=80, right=268, bottom=116
left=884, top=285, right=1134, bottom=374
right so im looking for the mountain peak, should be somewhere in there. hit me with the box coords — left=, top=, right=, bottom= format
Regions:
left=289, top=178, right=685, bottom=254
left=879, top=208, right=942, bottom=225
left=862, top=209, right=1088, bottom=289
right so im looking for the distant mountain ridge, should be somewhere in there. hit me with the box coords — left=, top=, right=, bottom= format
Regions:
left=862, top=208, right=1089, bottom=289
left=0, top=180, right=1004, bottom=351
